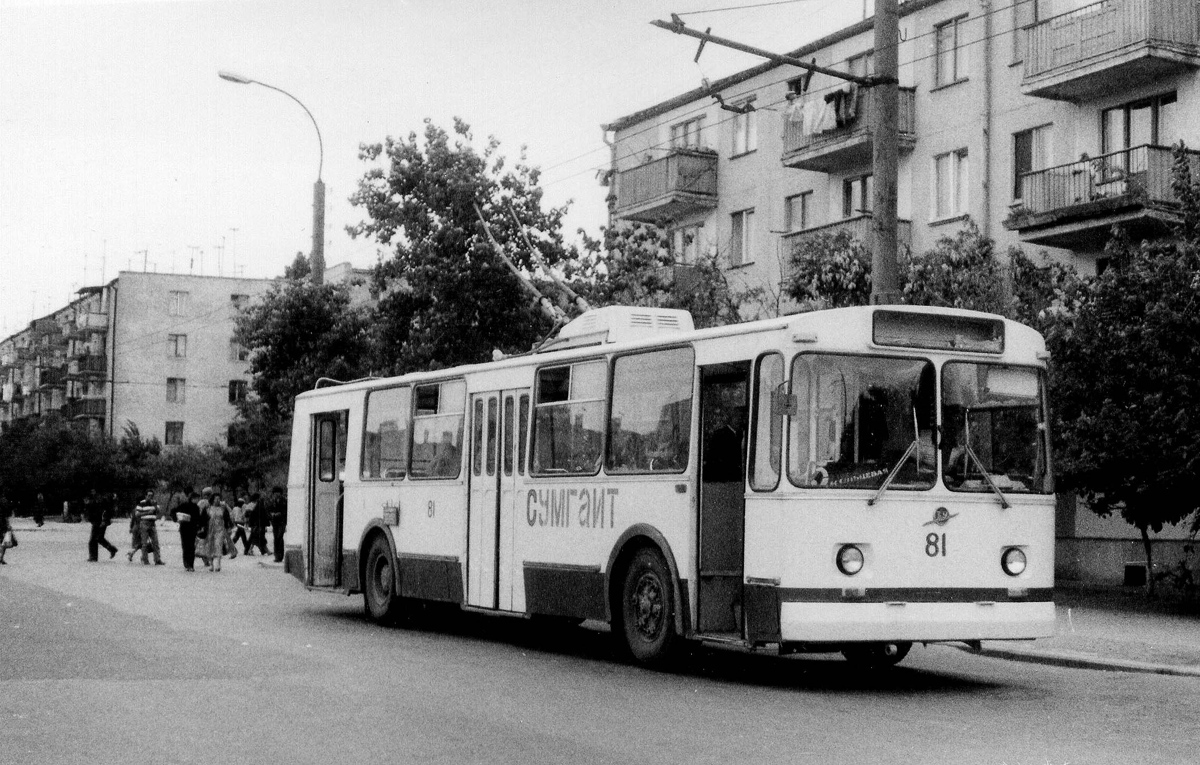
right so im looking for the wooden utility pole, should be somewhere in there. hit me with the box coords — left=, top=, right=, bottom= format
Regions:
left=871, top=0, right=901, bottom=304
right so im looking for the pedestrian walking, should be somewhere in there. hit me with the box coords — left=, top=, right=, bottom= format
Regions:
left=33, top=492, right=46, bottom=527
left=229, top=497, right=251, bottom=554
left=84, top=488, right=118, bottom=561
left=0, top=503, right=15, bottom=565
left=268, top=486, right=287, bottom=563
left=199, top=492, right=233, bottom=572
left=172, top=490, right=202, bottom=571
left=246, top=492, right=268, bottom=556
left=132, top=491, right=164, bottom=565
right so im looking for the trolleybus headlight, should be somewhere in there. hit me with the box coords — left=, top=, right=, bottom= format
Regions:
left=836, top=544, right=865, bottom=576
left=1001, top=547, right=1027, bottom=577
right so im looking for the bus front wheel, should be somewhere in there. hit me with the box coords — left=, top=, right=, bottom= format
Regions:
left=842, top=641, right=911, bottom=668
left=364, top=537, right=401, bottom=625
left=618, top=547, right=679, bottom=666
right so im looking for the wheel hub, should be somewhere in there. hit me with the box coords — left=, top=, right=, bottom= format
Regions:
left=631, top=572, right=664, bottom=640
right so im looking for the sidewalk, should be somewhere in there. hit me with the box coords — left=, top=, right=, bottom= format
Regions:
left=4, top=518, right=1198, bottom=676
left=967, top=580, right=1200, bottom=677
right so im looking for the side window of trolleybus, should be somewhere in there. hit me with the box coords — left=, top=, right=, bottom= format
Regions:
left=941, top=363, right=1049, bottom=493
left=410, top=380, right=466, bottom=479
left=533, top=360, right=606, bottom=475
left=361, top=386, right=411, bottom=479
left=607, top=347, right=693, bottom=473
left=788, top=354, right=936, bottom=490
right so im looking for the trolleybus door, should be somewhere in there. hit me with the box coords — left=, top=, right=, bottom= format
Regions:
left=697, top=364, right=750, bottom=634
left=310, top=411, right=347, bottom=588
left=467, top=389, right=523, bottom=609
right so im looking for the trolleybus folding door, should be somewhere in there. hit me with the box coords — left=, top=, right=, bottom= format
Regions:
left=310, top=410, right=347, bottom=588
left=467, top=389, right=523, bottom=609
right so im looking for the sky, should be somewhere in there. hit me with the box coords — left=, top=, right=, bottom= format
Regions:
left=0, top=0, right=868, bottom=334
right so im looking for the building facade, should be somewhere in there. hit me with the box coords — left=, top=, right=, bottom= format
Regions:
left=0, top=272, right=274, bottom=446
left=603, top=0, right=1200, bottom=584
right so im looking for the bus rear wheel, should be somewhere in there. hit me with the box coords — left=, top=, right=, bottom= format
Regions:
left=842, top=641, right=911, bottom=668
left=364, top=537, right=401, bottom=625
left=618, top=547, right=678, bottom=666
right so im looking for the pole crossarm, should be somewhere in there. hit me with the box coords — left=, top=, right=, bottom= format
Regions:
left=650, top=16, right=896, bottom=87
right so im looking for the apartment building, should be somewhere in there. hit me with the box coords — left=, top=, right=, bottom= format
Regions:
left=602, top=0, right=1200, bottom=584
left=0, top=272, right=274, bottom=446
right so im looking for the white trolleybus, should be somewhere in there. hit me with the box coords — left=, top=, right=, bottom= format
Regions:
left=284, top=304, right=1055, bottom=667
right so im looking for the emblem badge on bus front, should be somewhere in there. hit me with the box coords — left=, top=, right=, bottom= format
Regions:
left=924, top=507, right=958, bottom=527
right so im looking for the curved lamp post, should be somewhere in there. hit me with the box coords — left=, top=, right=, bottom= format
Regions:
left=219, top=70, right=325, bottom=285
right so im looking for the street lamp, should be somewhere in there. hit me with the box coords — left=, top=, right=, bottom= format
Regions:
left=218, top=70, right=325, bottom=285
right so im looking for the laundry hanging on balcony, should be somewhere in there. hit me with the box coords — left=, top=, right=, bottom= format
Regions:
left=825, top=85, right=858, bottom=128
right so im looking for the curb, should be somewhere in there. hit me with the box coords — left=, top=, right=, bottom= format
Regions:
left=957, top=644, right=1200, bottom=678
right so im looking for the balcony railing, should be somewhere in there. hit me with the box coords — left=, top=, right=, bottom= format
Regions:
left=781, top=87, right=916, bottom=173
left=37, top=365, right=67, bottom=389
left=781, top=214, right=913, bottom=257
left=69, top=312, right=109, bottom=337
left=64, top=397, right=106, bottom=420
left=1022, top=0, right=1200, bottom=100
left=66, top=354, right=107, bottom=378
left=613, top=149, right=719, bottom=224
left=1006, top=144, right=1200, bottom=248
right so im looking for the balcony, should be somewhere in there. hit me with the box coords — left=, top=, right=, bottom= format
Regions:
left=781, top=214, right=913, bottom=262
left=69, top=312, right=109, bottom=338
left=37, top=365, right=67, bottom=390
left=612, top=149, right=718, bottom=224
left=66, top=354, right=107, bottom=379
left=1005, top=144, right=1200, bottom=249
left=64, top=397, right=106, bottom=420
left=781, top=87, right=916, bottom=173
left=1022, top=0, right=1200, bottom=101
left=30, top=317, right=61, bottom=339
left=654, top=264, right=704, bottom=292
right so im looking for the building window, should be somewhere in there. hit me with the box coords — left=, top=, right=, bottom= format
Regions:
left=166, top=377, right=186, bottom=404
left=167, top=334, right=187, bottom=358
left=848, top=50, right=875, bottom=79
left=732, top=103, right=757, bottom=156
left=730, top=208, right=755, bottom=267
left=843, top=174, right=873, bottom=218
left=1102, top=92, right=1177, bottom=155
left=229, top=341, right=249, bottom=362
left=230, top=294, right=250, bottom=309
left=670, top=224, right=702, bottom=265
left=934, top=149, right=970, bottom=219
left=1013, top=125, right=1051, bottom=200
left=670, top=117, right=704, bottom=149
left=228, top=379, right=248, bottom=404
left=165, top=421, right=184, bottom=446
left=786, top=192, right=812, bottom=232
left=168, top=291, right=189, bottom=317
left=935, top=16, right=968, bottom=87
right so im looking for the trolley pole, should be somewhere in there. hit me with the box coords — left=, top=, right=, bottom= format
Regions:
left=870, top=0, right=902, bottom=305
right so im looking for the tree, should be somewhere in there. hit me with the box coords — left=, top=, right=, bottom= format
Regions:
left=785, top=228, right=872, bottom=309
left=348, top=118, right=572, bottom=373
left=1048, top=148, right=1200, bottom=593
left=902, top=221, right=1006, bottom=313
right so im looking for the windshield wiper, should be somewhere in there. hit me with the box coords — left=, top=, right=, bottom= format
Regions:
left=962, top=444, right=1010, bottom=509
left=867, top=439, right=919, bottom=506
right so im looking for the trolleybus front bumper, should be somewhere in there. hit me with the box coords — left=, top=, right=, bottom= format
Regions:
left=778, top=596, right=1055, bottom=643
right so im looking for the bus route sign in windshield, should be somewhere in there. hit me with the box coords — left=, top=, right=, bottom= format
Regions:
left=873, top=310, right=1004, bottom=354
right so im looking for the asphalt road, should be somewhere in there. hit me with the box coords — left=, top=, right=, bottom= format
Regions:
left=2, top=522, right=1199, bottom=765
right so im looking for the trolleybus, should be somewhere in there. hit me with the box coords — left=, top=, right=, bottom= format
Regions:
left=284, top=303, right=1055, bottom=666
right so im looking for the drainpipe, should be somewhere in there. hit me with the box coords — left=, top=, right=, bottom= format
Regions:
left=981, top=0, right=993, bottom=242
left=107, top=282, right=117, bottom=439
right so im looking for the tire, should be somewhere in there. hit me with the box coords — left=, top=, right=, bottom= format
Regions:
left=617, top=547, right=679, bottom=666
left=363, top=536, right=401, bottom=624
left=842, top=641, right=912, bottom=668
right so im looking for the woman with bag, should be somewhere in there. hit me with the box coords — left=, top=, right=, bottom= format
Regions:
left=199, top=490, right=233, bottom=572
left=0, top=503, right=16, bottom=564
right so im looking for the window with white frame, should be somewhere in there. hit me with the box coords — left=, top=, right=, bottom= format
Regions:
left=228, top=379, right=248, bottom=404
left=732, top=103, right=757, bottom=156
left=670, top=116, right=704, bottom=149
left=168, top=291, right=189, bottom=317
left=785, top=192, right=812, bottom=232
left=843, top=174, right=873, bottom=218
left=1013, top=125, right=1051, bottom=200
left=229, top=341, right=249, bottom=362
left=166, top=377, right=186, bottom=404
left=934, top=149, right=970, bottom=219
left=165, top=421, right=184, bottom=446
left=935, top=16, right=968, bottom=87
left=730, top=209, right=755, bottom=267
left=167, top=334, right=187, bottom=358
left=670, top=224, right=703, bottom=264
left=848, top=50, right=875, bottom=79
